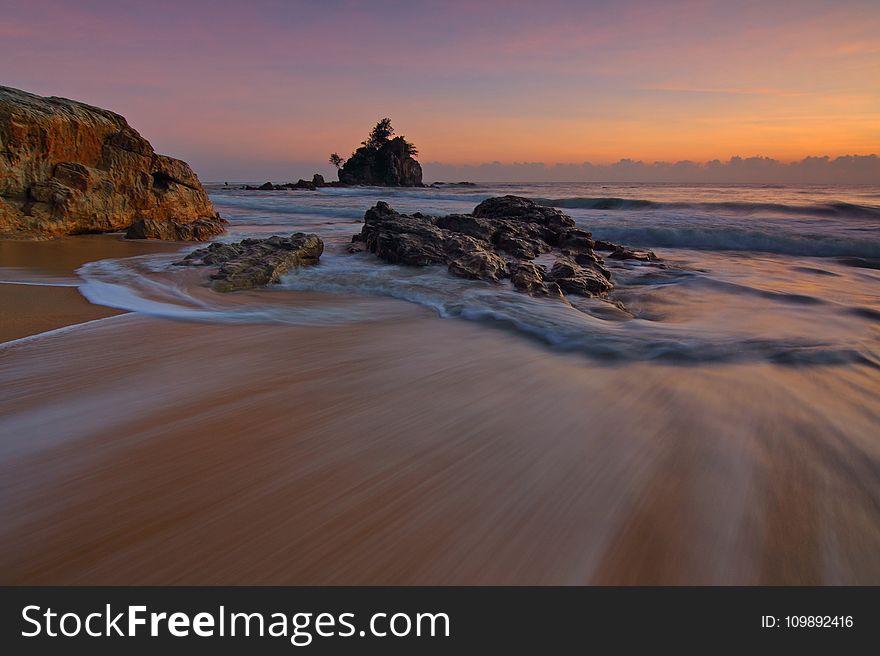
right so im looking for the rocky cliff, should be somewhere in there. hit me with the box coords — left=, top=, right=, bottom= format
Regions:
left=0, top=85, right=225, bottom=240
left=338, top=136, right=423, bottom=187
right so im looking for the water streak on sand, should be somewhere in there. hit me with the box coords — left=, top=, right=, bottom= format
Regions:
left=1, top=314, right=878, bottom=584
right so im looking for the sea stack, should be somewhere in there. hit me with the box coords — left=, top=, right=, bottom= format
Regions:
left=339, top=136, right=423, bottom=186
left=0, top=85, right=225, bottom=240
left=334, top=118, right=424, bottom=187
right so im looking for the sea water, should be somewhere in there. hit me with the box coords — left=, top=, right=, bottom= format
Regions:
left=79, top=182, right=880, bottom=368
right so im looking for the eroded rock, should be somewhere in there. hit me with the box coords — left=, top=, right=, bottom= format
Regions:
left=176, top=233, right=323, bottom=292
left=0, top=85, right=224, bottom=240
left=546, top=256, right=613, bottom=296
left=353, top=195, right=656, bottom=301
left=508, top=261, right=562, bottom=297
left=448, top=250, right=508, bottom=282
left=126, top=216, right=228, bottom=241
left=594, top=239, right=657, bottom=262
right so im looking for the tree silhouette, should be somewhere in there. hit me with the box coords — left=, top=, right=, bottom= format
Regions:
left=401, top=137, right=418, bottom=158
left=362, top=118, right=395, bottom=150
left=329, top=152, right=345, bottom=169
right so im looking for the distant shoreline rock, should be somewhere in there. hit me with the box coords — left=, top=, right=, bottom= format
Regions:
left=0, top=85, right=225, bottom=241
left=242, top=174, right=347, bottom=191
left=350, top=195, right=658, bottom=300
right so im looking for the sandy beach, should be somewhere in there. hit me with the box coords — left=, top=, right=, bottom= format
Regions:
left=1, top=241, right=878, bottom=584
left=0, top=235, right=183, bottom=342
left=0, top=284, right=122, bottom=344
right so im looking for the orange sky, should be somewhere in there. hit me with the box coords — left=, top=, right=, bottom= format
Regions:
left=2, top=0, right=878, bottom=179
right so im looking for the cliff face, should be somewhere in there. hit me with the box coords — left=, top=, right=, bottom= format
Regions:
left=338, top=137, right=423, bottom=187
left=0, top=85, right=225, bottom=240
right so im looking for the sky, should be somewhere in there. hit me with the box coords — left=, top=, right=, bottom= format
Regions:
left=1, top=0, right=878, bottom=182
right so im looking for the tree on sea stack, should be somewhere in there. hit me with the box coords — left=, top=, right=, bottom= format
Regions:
left=363, top=118, right=395, bottom=149
left=402, top=138, right=418, bottom=158
left=336, top=118, right=424, bottom=187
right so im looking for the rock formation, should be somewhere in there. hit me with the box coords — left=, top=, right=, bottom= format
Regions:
left=125, top=217, right=230, bottom=241
left=0, top=85, right=224, bottom=240
left=242, top=175, right=344, bottom=191
left=339, top=136, right=423, bottom=187
left=352, top=195, right=658, bottom=300
left=175, top=233, right=323, bottom=292
left=593, top=239, right=658, bottom=262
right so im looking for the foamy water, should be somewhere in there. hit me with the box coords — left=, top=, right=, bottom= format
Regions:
left=78, top=182, right=880, bottom=367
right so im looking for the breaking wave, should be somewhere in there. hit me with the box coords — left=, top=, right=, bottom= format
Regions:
left=537, top=197, right=880, bottom=219
left=587, top=224, right=880, bottom=258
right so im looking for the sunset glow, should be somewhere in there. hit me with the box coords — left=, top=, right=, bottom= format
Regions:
left=2, top=0, right=878, bottom=180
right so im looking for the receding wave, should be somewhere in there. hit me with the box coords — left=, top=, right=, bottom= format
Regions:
left=537, top=197, right=880, bottom=219
left=75, top=253, right=878, bottom=369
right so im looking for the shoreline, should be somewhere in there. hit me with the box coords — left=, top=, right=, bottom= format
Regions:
left=0, top=234, right=187, bottom=343
left=0, top=224, right=878, bottom=585
left=0, top=283, right=125, bottom=344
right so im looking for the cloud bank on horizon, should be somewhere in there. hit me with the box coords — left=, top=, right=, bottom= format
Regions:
left=1, top=0, right=878, bottom=183
left=423, top=155, right=880, bottom=184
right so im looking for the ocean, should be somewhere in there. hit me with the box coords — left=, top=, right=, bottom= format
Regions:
left=80, top=182, right=880, bottom=368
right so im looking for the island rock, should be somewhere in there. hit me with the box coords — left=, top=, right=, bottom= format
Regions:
left=339, top=136, right=423, bottom=187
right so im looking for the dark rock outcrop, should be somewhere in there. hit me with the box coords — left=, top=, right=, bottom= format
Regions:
left=288, top=179, right=317, bottom=191
left=176, top=233, right=323, bottom=292
left=0, top=85, right=224, bottom=240
left=243, top=176, right=345, bottom=191
left=546, top=256, right=613, bottom=296
left=354, top=195, right=654, bottom=300
left=593, top=239, right=658, bottom=262
left=338, top=137, right=423, bottom=187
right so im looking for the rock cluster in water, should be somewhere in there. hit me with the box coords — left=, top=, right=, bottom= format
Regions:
left=176, top=233, right=323, bottom=292
left=0, top=85, right=225, bottom=240
left=351, top=195, right=657, bottom=299
left=242, top=174, right=346, bottom=191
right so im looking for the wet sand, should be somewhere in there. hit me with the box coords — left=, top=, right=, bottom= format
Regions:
left=0, top=234, right=184, bottom=342
left=0, top=233, right=185, bottom=278
left=2, top=310, right=878, bottom=585
left=0, top=284, right=123, bottom=343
